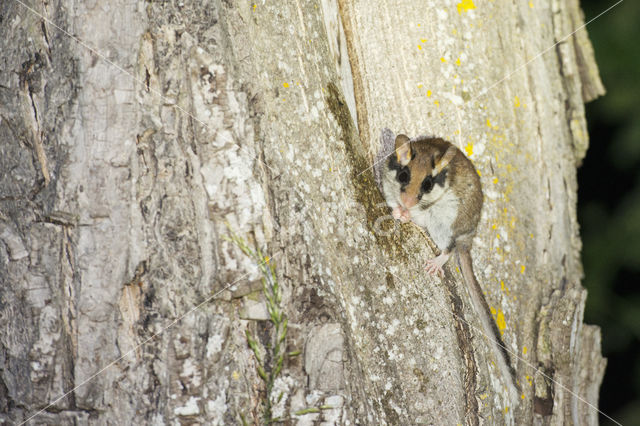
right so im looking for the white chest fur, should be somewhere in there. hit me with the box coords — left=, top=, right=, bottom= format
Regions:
left=410, top=189, right=459, bottom=250
left=382, top=166, right=459, bottom=250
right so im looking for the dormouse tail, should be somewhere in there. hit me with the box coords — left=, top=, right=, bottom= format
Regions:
left=457, top=248, right=520, bottom=398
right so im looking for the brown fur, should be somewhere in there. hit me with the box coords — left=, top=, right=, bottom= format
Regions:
left=397, top=136, right=483, bottom=251
left=386, top=133, right=518, bottom=394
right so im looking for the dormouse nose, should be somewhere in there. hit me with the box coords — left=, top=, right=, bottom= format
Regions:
left=401, top=192, right=418, bottom=209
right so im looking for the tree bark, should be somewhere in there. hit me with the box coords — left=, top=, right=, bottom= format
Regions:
left=0, top=0, right=606, bottom=424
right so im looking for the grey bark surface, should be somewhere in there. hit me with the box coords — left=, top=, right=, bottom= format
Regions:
left=0, top=0, right=606, bottom=425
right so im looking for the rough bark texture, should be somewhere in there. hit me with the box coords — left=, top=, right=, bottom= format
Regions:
left=0, top=0, right=606, bottom=425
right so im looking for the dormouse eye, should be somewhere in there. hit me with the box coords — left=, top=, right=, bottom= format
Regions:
left=397, top=168, right=410, bottom=185
left=421, top=176, right=434, bottom=193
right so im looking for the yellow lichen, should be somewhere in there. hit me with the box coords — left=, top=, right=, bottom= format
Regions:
left=464, top=143, right=473, bottom=157
left=495, top=310, right=506, bottom=335
left=457, top=0, right=476, bottom=14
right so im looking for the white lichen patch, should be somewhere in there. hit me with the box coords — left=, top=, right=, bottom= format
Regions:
left=326, top=394, right=343, bottom=407
left=277, top=60, right=293, bottom=74
left=305, top=389, right=323, bottom=407
left=174, top=396, right=200, bottom=416
left=322, top=394, right=344, bottom=424
left=433, top=345, right=444, bottom=360
left=271, top=375, right=296, bottom=419
left=29, top=305, right=59, bottom=382
left=399, top=286, right=408, bottom=297
left=387, top=344, right=404, bottom=361
left=442, top=92, right=464, bottom=106
left=484, top=189, right=500, bottom=200
left=206, top=333, right=225, bottom=359
left=206, top=389, right=227, bottom=424
left=483, top=264, right=494, bottom=276
left=473, top=141, right=486, bottom=157
left=179, top=358, right=202, bottom=388
left=347, top=305, right=358, bottom=326
left=384, top=319, right=401, bottom=336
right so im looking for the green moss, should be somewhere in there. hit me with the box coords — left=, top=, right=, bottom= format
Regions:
left=324, top=82, right=408, bottom=261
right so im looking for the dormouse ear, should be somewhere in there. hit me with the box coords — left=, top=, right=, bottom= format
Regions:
left=433, top=145, right=457, bottom=175
left=395, top=134, right=411, bottom=166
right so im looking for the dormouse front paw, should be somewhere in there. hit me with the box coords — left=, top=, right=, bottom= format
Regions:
left=392, top=206, right=411, bottom=223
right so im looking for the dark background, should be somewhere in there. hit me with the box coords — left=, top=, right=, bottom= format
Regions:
left=579, top=0, right=639, bottom=424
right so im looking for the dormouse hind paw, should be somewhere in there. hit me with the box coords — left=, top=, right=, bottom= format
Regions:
left=424, top=252, right=451, bottom=277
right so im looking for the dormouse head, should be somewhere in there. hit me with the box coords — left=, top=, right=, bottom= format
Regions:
left=389, top=134, right=456, bottom=209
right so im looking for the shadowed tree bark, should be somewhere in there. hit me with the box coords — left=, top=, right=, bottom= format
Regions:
left=0, top=0, right=607, bottom=424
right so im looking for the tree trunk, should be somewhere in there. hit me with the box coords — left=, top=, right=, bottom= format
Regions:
left=0, top=0, right=607, bottom=424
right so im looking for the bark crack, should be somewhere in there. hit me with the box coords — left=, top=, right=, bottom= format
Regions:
left=19, top=53, right=51, bottom=187
left=443, top=277, right=480, bottom=426
left=336, top=0, right=370, bottom=147
left=62, top=228, right=78, bottom=379
left=40, top=20, right=52, bottom=62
